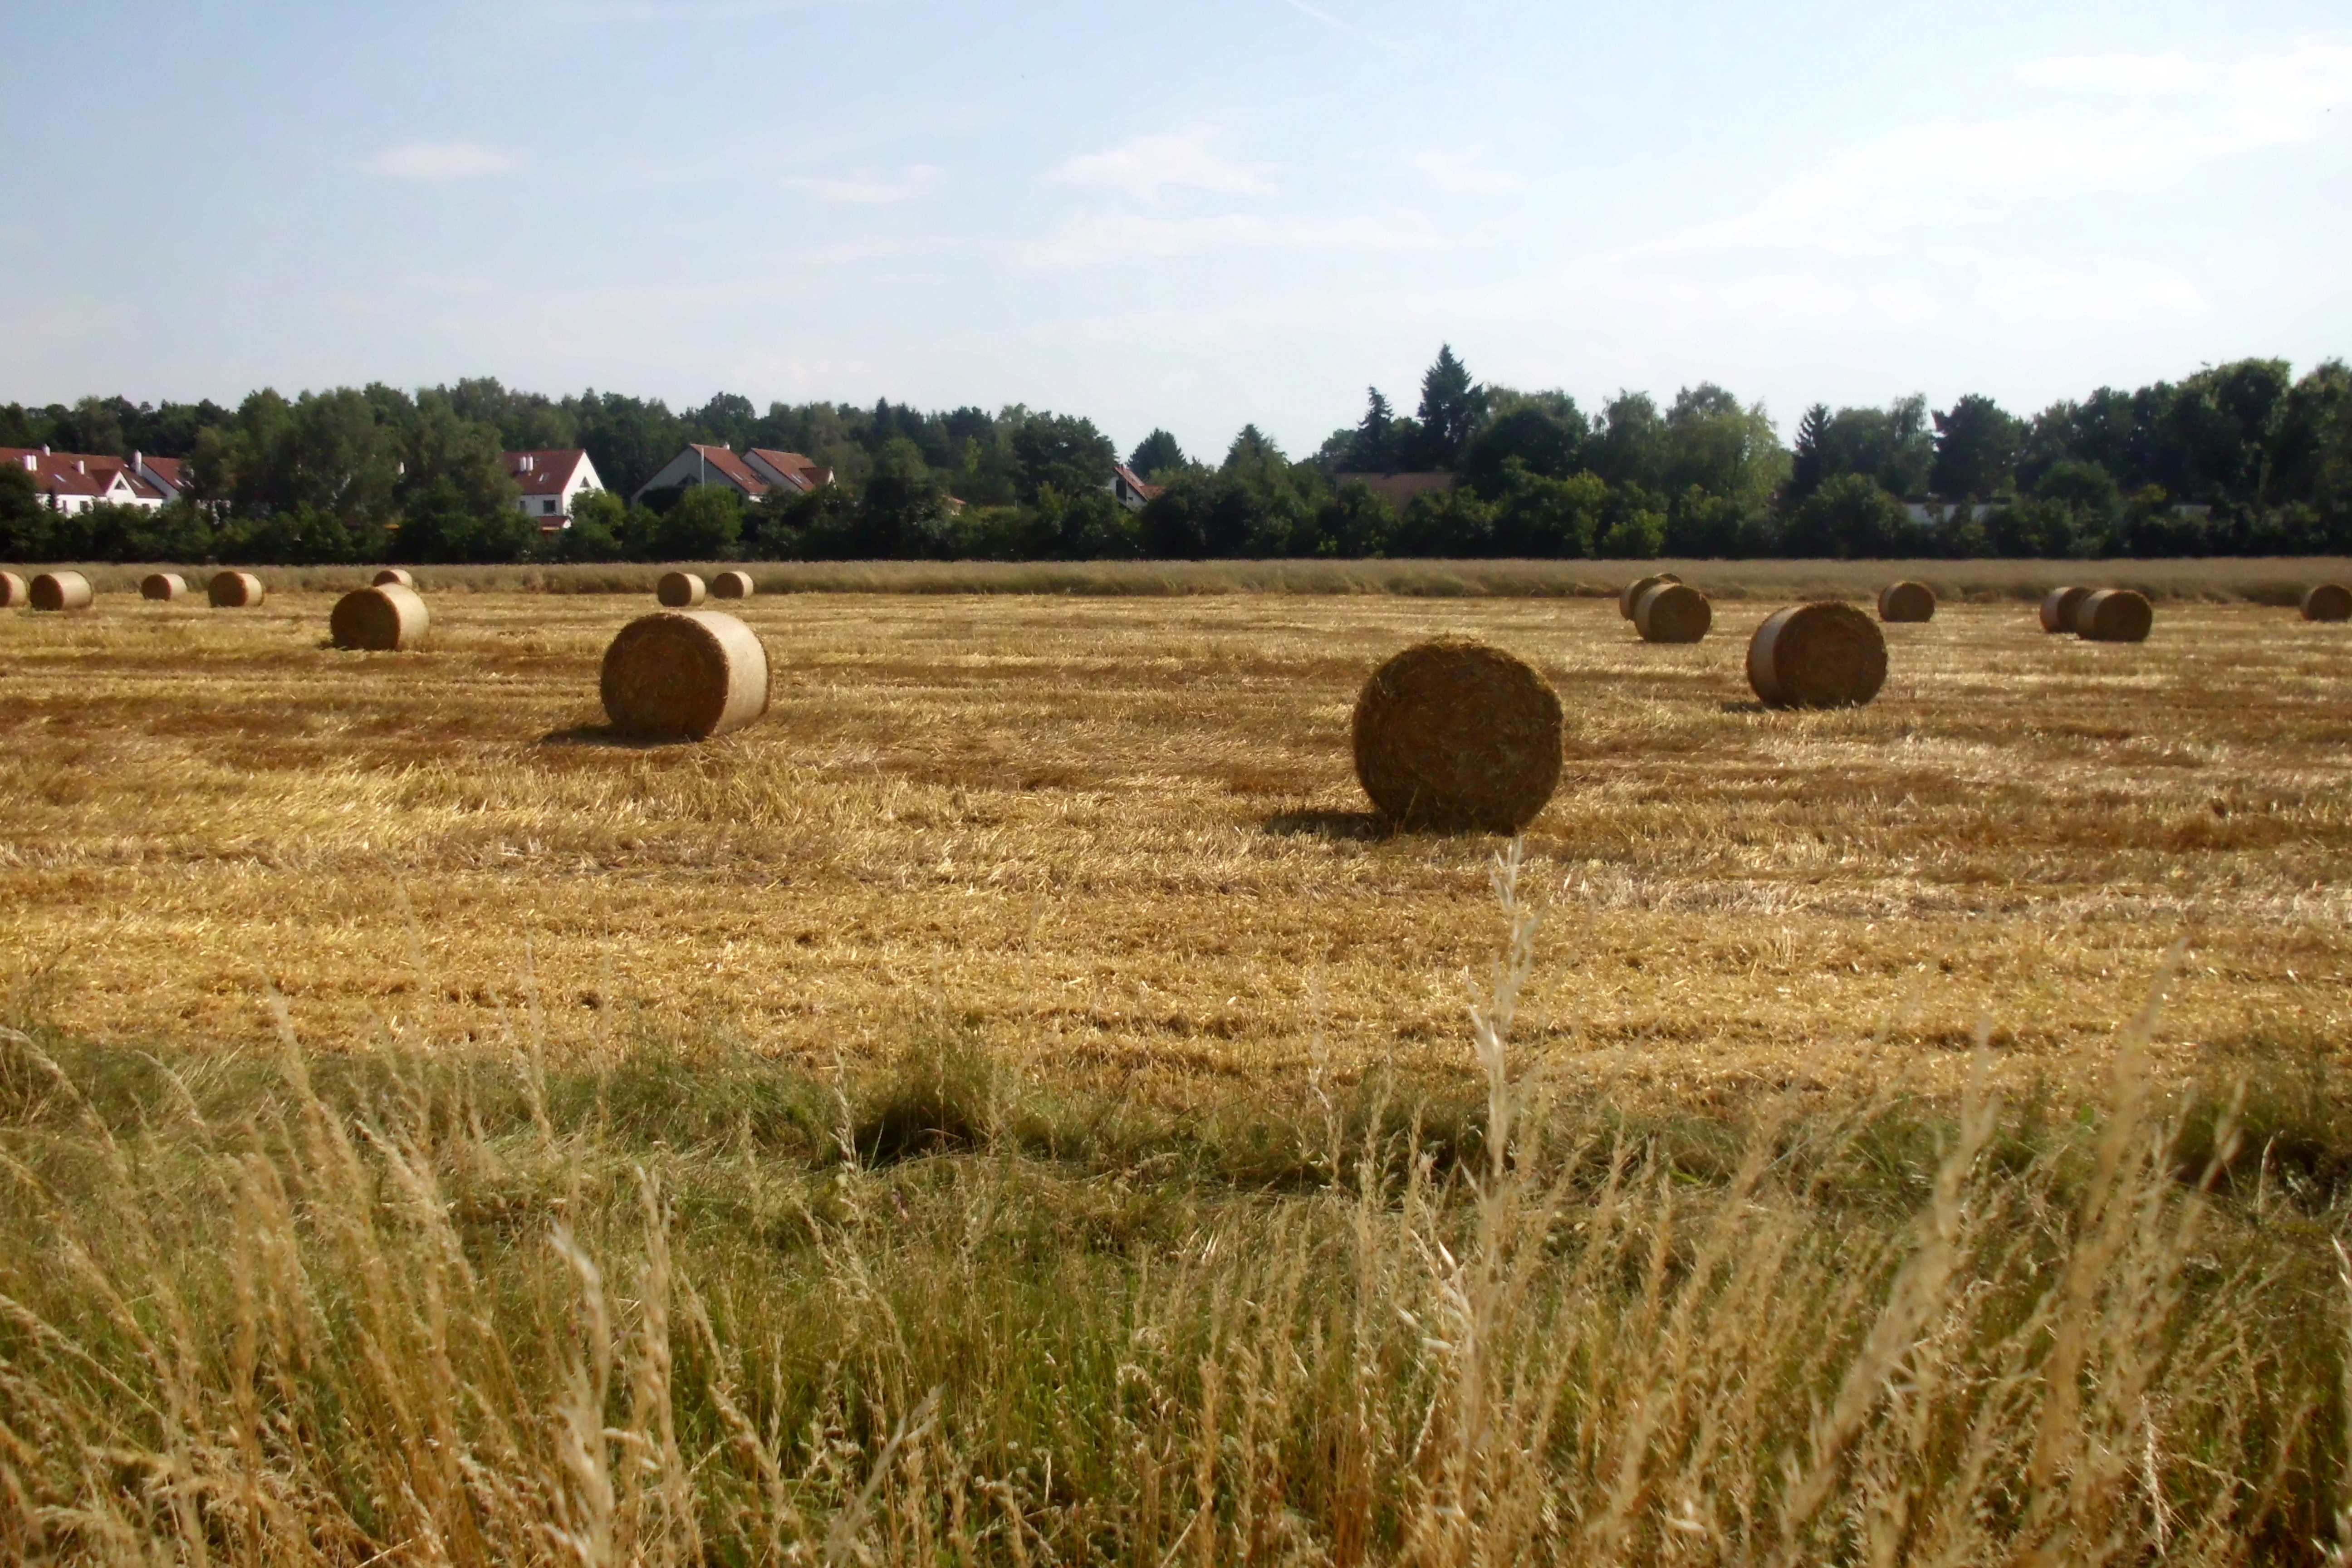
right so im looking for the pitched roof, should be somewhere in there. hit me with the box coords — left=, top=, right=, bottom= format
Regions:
left=2, top=447, right=163, bottom=501
left=139, top=455, right=188, bottom=491
left=504, top=448, right=589, bottom=497
left=745, top=448, right=831, bottom=494
left=687, top=443, right=769, bottom=496
left=1112, top=463, right=1164, bottom=501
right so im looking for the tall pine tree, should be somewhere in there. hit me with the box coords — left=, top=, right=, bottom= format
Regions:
left=1415, top=346, right=1487, bottom=469
left=1787, top=402, right=1831, bottom=505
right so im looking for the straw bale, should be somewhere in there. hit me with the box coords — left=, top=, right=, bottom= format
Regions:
left=1877, top=581, right=1936, bottom=622
left=209, top=571, right=265, bottom=608
left=2040, top=586, right=2090, bottom=633
left=0, top=571, right=24, bottom=608
left=1634, top=582, right=1711, bottom=643
left=29, top=571, right=93, bottom=612
left=372, top=568, right=416, bottom=588
left=2300, top=583, right=2352, bottom=622
left=2075, top=588, right=2152, bottom=643
left=140, top=572, right=188, bottom=602
left=330, top=584, right=430, bottom=651
left=1351, top=637, right=1563, bottom=832
left=657, top=571, right=707, bottom=608
left=600, top=609, right=771, bottom=741
left=1747, top=601, right=1887, bottom=709
left=1618, top=572, right=1681, bottom=619
left=710, top=569, right=755, bottom=600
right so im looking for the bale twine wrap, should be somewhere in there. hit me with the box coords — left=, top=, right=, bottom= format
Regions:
left=2301, top=583, right=2352, bottom=622
left=1877, top=581, right=1936, bottom=622
left=209, top=571, right=265, bottom=608
left=2039, top=586, right=2090, bottom=633
left=1618, top=572, right=1681, bottom=619
left=1747, top=601, right=1887, bottom=709
left=0, top=571, right=25, bottom=608
left=1634, top=582, right=1711, bottom=643
left=656, top=571, right=707, bottom=608
left=2074, top=588, right=2152, bottom=643
left=600, top=610, right=771, bottom=741
left=710, top=569, right=755, bottom=600
left=372, top=568, right=416, bottom=589
left=330, top=583, right=430, bottom=651
left=1351, top=638, right=1563, bottom=832
left=140, top=572, right=189, bottom=602
left=29, top=571, right=93, bottom=612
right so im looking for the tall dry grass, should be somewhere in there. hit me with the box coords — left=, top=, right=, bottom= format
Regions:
left=1, top=847, right=2344, bottom=1564
left=33, top=555, right=2352, bottom=601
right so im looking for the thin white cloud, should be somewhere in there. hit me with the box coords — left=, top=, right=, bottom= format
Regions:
left=780, top=165, right=939, bottom=204
left=1276, top=0, right=1406, bottom=56
left=1047, top=132, right=1274, bottom=202
left=1016, top=211, right=1435, bottom=269
left=365, top=142, right=518, bottom=180
left=1410, top=152, right=1523, bottom=195
left=2015, top=52, right=2210, bottom=96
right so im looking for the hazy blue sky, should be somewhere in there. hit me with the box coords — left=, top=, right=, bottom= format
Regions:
left=4, top=0, right=2347, bottom=458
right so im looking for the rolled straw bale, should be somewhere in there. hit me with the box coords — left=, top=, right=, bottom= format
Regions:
left=330, top=583, right=430, bottom=651
left=600, top=610, right=770, bottom=741
left=1351, top=638, right=1563, bottom=832
left=372, top=568, right=416, bottom=589
left=209, top=571, right=265, bottom=608
left=2301, top=583, right=2352, bottom=622
left=657, top=570, right=706, bottom=608
left=710, top=569, right=755, bottom=600
left=1877, top=581, right=1936, bottom=622
left=140, top=572, right=189, bottom=602
left=29, top=571, right=93, bottom=612
left=1747, top=602, right=1887, bottom=709
left=2039, top=586, right=2090, bottom=633
left=1618, top=571, right=1681, bottom=619
left=2074, top=588, right=2152, bottom=643
left=1634, top=582, right=1711, bottom=643
left=0, top=571, right=25, bottom=607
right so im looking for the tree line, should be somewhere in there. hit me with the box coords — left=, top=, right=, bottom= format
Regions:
left=4, top=349, right=2348, bottom=564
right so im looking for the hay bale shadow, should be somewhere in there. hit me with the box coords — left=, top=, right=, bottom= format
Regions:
left=1262, top=809, right=1397, bottom=840
left=1718, top=699, right=1768, bottom=714
left=538, top=723, right=678, bottom=750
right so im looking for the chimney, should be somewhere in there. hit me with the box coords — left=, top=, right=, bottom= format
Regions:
left=132, top=450, right=142, bottom=473
left=76, top=459, right=86, bottom=474
left=19, top=454, right=32, bottom=471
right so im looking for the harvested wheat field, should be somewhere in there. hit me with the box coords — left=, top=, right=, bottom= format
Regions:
left=6, top=580, right=2352, bottom=1563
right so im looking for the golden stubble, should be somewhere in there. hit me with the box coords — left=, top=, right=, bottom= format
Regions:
left=2, top=590, right=2347, bottom=1109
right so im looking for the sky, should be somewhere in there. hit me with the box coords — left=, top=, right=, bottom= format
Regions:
left=4, top=0, right=2349, bottom=460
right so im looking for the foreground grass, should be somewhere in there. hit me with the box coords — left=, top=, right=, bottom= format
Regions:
left=37, top=554, right=2352, bottom=600
left=3, top=853, right=2349, bottom=1564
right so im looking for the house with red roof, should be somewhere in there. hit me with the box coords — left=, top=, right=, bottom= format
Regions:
left=2, top=447, right=167, bottom=514
left=743, top=448, right=834, bottom=496
left=134, top=453, right=192, bottom=502
left=504, top=449, right=604, bottom=529
left=1110, top=463, right=1164, bottom=511
left=632, top=444, right=776, bottom=505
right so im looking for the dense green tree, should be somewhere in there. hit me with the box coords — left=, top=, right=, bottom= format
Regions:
left=1491, top=465, right=1607, bottom=556
left=1661, top=384, right=1788, bottom=510
left=1779, top=474, right=1912, bottom=558
left=1931, top=395, right=2022, bottom=499
left=1009, top=413, right=1116, bottom=506
left=1459, top=405, right=1584, bottom=499
left=1587, top=392, right=1666, bottom=490
left=651, top=484, right=744, bottom=559
left=856, top=437, right=949, bottom=557
left=1127, top=429, right=1188, bottom=479
left=1414, top=346, right=1487, bottom=468
left=1787, top=403, right=1831, bottom=505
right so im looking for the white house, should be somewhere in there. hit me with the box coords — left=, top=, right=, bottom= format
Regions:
left=504, top=449, right=604, bottom=528
left=632, top=444, right=775, bottom=504
left=2, top=447, right=166, bottom=514
left=744, top=448, right=833, bottom=496
left=133, top=452, right=191, bottom=502
left=1110, top=463, right=1163, bottom=512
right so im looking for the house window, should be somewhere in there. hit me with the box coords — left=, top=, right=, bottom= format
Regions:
left=543, top=498, right=558, bottom=514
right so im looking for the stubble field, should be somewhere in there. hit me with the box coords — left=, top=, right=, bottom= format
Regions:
left=4, top=574, right=2352, bottom=1563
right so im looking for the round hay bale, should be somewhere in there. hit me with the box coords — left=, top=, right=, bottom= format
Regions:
left=600, top=610, right=770, bottom=741
left=2039, top=585, right=2090, bottom=634
left=1351, top=638, right=1563, bottom=832
left=0, top=571, right=25, bottom=608
left=2300, top=583, right=2352, bottom=622
left=29, top=571, right=93, bottom=612
left=1747, top=601, right=1887, bottom=709
left=1634, top=582, right=1711, bottom=643
left=140, top=572, right=189, bottom=602
left=209, top=571, right=265, bottom=608
left=1617, top=571, right=1681, bottom=619
left=372, top=568, right=416, bottom=589
left=1877, top=581, right=1936, bottom=622
left=657, top=571, right=707, bottom=608
left=709, top=569, right=755, bottom=600
left=330, top=583, right=430, bottom=651
left=2074, top=588, right=2152, bottom=643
